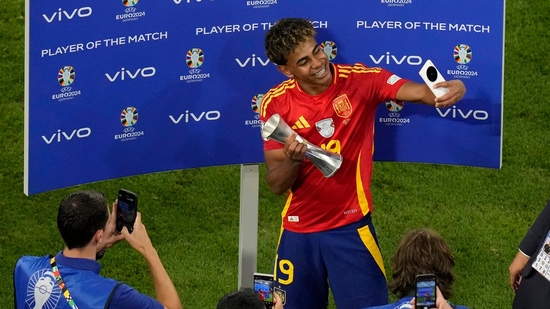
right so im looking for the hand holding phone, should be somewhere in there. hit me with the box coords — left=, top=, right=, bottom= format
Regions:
left=253, top=273, right=274, bottom=309
left=419, top=59, right=449, bottom=98
left=415, top=274, right=437, bottom=309
left=116, top=189, right=138, bottom=234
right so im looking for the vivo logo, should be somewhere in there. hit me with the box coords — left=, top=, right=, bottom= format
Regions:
left=235, top=54, right=270, bottom=67
left=42, top=7, right=93, bottom=23
left=41, top=127, right=91, bottom=144
left=169, top=110, right=221, bottom=124
left=173, top=0, right=202, bottom=4
left=437, top=106, right=489, bottom=120
left=369, top=52, right=422, bottom=66
left=105, top=67, right=156, bottom=82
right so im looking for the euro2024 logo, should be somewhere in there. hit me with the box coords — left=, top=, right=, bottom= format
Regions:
left=181, top=48, right=211, bottom=82
left=117, top=0, right=146, bottom=21
left=450, top=44, right=478, bottom=79
left=52, top=66, right=82, bottom=102
left=115, top=107, right=144, bottom=141
left=320, top=41, right=337, bottom=61
left=246, top=93, right=262, bottom=129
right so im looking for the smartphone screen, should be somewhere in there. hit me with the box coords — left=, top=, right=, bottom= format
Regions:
left=116, top=189, right=138, bottom=233
left=253, top=273, right=274, bottom=309
left=415, top=274, right=437, bottom=309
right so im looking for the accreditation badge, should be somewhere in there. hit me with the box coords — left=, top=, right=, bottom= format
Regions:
left=532, top=230, right=550, bottom=282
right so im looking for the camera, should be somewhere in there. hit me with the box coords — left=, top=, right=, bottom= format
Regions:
left=426, top=66, right=438, bottom=82
left=253, top=273, right=274, bottom=309
left=116, top=189, right=138, bottom=233
left=415, top=274, right=437, bottom=309
left=418, top=59, right=449, bottom=98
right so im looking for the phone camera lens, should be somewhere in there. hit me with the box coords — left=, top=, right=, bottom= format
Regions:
left=426, top=66, right=438, bottom=82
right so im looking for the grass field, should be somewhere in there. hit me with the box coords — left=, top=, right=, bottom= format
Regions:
left=2, top=1, right=550, bottom=308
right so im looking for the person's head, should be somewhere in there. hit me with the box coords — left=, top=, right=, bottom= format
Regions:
left=57, top=190, right=109, bottom=249
left=389, top=228, right=456, bottom=299
left=265, top=18, right=331, bottom=94
left=217, top=288, right=265, bottom=309
left=265, top=18, right=317, bottom=66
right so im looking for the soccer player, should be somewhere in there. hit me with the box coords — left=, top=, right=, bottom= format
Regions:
left=259, top=17, right=466, bottom=309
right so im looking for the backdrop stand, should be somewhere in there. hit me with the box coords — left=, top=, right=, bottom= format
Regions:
left=238, top=164, right=259, bottom=288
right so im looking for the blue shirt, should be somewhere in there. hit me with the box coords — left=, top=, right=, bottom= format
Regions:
left=363, top=296, right=470, bottom=309
left=14, top=252, right=164, bottom=309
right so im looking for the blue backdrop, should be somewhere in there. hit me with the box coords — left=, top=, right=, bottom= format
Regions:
left=25, top=0, right=504, bottom=195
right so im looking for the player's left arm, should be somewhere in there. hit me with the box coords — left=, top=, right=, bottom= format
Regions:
left=396, top=80, right=466, bottom=108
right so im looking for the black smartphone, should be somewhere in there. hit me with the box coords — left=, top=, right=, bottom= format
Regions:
left=116, top=189, right=138, bottom=233
left=415, top=274, right=437, bottom=309
left=253, top=272, right=274, bottom=309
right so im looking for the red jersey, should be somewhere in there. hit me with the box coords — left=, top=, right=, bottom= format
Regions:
left=260, top=63, right=408, bottom=233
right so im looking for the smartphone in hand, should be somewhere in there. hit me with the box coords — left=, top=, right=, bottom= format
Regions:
left=116, top=189, right=138, bottom=234
left=418, top=59, right=449, bottom=98
left=415, top=273, right=437, bottom=309
left=253, top=273, right=274, bottom=309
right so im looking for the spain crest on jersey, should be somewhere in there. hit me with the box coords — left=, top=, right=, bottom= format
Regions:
left=332, top=94, right=352, bottom=118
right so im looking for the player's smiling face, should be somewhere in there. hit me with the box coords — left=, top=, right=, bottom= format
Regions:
left=277, top=37, right=332, bottom=95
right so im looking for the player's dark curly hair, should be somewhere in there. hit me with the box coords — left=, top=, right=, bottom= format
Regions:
left=389, top=228, right=456, bottom=299
left=265, top=18, right=317, bottom=65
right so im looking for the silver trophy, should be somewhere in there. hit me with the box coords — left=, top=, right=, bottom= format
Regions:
left=261, top=114, right=343, bottom=178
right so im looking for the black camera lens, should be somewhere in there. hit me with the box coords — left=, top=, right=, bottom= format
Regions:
left=426, top=66, right=438, bottom=82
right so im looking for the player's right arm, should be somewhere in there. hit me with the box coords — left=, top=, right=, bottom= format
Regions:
left=264, top=133, right=307, bottom=195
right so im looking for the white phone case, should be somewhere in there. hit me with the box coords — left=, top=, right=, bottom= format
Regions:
left=418, top=59, right=449, bottom=98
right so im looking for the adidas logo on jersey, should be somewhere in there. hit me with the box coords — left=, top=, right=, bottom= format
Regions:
left=291, top=116, right=310, bottom=130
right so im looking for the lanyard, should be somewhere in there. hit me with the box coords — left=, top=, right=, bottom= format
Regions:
left=50, top=255, right=79, bottom=309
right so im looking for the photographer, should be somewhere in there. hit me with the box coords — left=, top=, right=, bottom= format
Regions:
left=217, top=288, right=283, bottom=309
left=13, top=190, right=183, bottom=309
left=364, top=229, right=469, bottom=309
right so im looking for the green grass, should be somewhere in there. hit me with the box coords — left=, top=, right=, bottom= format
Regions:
left=2, top=1, right=550, bottom=308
